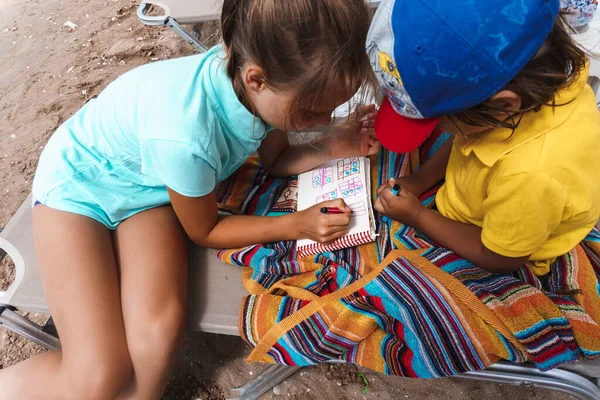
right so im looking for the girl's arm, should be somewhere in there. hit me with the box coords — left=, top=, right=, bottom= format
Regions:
left=258, top=107, right=379, bottom=177
left=257, top=129, right=331, bottom=177
left=168, top=188, right=352, bottom=249
left=374, top=183, right=530, bottom=273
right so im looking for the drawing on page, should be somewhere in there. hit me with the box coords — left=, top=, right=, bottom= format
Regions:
left=347, top=200, right=367, bottom=217
left=337, top=157, right=360, bottom=180
left=316, top=189, right=338, bottom=203
left=312, top=166, right=334, bottom=188
left=339, top=177, right=363, bottom=198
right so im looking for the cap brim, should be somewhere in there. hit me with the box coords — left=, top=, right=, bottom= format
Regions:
left=374, top=97, right=440, bottom=153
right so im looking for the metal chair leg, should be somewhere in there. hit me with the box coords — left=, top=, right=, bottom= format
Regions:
left=227, top=364, right=301, bottom=400
left=136, top=2, right=208, bottom=53
left=457, top=361, right=600, bottom=400
left=0, top=307, right=61, bottom=351
left=164, top=17, right=208, bottom=53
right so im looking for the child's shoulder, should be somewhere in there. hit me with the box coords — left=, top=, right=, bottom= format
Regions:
left=495, top=77, right=599, bottom=172
left=112, top=51, right=215, bottom=90
left=100, top=46, right=229, bottom=139
left=492, top=109, right=600, bottom=203
left=102, top=45, right=224, bottom=97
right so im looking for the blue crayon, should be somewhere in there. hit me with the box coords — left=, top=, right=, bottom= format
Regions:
left=382, top=183, right=401, bottom=223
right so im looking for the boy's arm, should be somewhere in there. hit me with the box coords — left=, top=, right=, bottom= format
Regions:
left=168, top=188, right=352, bottom=248
left=412, top=208, right=529, bottom=273
left=374, top=185, right=530, bottom=273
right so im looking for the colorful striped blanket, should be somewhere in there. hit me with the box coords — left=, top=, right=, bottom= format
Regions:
left=215, top=131, right=600, bottom=377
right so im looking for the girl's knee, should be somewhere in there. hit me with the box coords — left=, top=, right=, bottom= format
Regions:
left=63, top=350, right=133, bottom=400
left=128, top=302, right=186, bottom=362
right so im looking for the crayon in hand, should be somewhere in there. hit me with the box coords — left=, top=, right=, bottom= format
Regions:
left=320, top=207, right=351, bottom=215
left=382, top=183, right=401, bottom=223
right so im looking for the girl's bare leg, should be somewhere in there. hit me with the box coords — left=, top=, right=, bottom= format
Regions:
left=113, top=206, right=188, bottom=400
left=0, top=205, right=132, bottom=400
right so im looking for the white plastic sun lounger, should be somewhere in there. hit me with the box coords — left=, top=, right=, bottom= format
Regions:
left=2, top=188, right=600, bottom=400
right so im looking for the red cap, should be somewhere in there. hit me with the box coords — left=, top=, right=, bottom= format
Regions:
left=374, top=97, right=440, bottom=153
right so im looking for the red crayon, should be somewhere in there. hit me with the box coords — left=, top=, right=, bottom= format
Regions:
left=320, top=207, right=352, bottom=214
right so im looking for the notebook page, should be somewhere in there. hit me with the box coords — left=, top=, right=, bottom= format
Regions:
left=297, top=157, right=373, bottom=249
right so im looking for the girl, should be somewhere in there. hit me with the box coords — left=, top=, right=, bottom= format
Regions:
left=0, top=0, right=378, bottom=399
left=371, top=0, right=600, bottom=276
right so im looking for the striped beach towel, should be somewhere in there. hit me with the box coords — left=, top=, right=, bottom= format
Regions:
left=216, top=130, right=600, bottom=377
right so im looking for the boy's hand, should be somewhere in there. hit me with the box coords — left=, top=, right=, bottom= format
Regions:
left=374, top=179, right=425, bottom=226
left=294, top=199, right=352, bottom=243
left=328, top=105, right=380, bottom=158
left=376, top=175, right=426, bottom=198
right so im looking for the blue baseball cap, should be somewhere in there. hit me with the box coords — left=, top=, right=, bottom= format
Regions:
left=368, top=0, right=560, bottom=153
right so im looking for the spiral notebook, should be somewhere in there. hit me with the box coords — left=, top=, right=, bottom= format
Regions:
left=296, top=157, right=377, bottom=257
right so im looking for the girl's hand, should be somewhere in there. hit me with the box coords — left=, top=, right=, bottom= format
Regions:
left=329, top=105, right=380, bottom=158
left=374, top=179, right=425, bottom=226
left=294, top=199, right=352, bottom=243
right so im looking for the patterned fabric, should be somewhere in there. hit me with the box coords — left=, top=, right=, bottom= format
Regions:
left=216, top=130, right=600, bottom=377
left=561, top=0, right=598, bottom=27
left=269, top=180, right=298, bottom=215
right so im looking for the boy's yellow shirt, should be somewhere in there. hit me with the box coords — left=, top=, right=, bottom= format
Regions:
left=436, top=66, right=600, bottom=276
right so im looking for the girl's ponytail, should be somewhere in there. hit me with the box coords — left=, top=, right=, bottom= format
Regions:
left=221, top=0, right=251, bottom=83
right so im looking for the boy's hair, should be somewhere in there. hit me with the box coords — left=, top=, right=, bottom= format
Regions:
left=221, top=0, right=375, bottom=128
left=451, top=14, right=588, bottom=132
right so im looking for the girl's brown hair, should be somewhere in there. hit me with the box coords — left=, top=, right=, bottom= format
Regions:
left=221, top=0, right=375, bottom=129
left=451, top=14, right=588, bottom=133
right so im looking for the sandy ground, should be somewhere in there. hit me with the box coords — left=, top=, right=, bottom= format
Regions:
left=0, top=0, right=576, bottom=398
